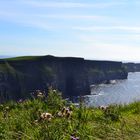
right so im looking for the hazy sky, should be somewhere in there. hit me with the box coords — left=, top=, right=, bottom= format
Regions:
left=0, top=0, right=140, bottom=61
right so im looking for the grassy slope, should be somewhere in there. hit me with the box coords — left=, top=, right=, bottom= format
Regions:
left=0, top=89, right=140, bottom=140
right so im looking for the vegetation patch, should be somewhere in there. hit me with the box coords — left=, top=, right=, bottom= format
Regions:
left=0, top=89, right=140, bottom=139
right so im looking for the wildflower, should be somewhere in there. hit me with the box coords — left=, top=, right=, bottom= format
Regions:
left=66, top=110, right=73, bottom=118
left=18, top=99, right=23, bottom=103
left=70, top=134, right=80, bottom=140
left=99, top=105, right=109, bottom=111
left=37, top=91, right=45, bottom=98
left=53, top=89, right=57, bottom=92
left=65, top=107, right=73, bottom=118
left=70, top=136, right=80, bottom=140
left=57, top=106, right=73, bottom=118
left=57, top=111, right=63, bottom=117
left=61, top=107, right=66, bottom=115
left=40, top=112, right=53, bottom=121
left=5, top=106, right=9, bottom=110
left=57, top=107, right=66, bottom=117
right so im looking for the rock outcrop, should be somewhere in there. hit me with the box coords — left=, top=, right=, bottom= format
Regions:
left=0, top=55, right=128, bottom=102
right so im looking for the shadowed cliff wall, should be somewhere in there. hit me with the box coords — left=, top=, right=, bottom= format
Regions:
left=0, top=55, right=128, bottom=102
left=123, top=63, right=140, bottom=72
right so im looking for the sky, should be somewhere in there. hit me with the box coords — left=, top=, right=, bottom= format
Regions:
left=0, top=0, right=140, bottom=61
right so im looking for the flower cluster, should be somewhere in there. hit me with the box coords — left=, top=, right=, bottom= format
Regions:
left=99, top=105, right=109, bottom=112
left=36, top=90, right=45, bottom=98
left=57, top=106, right=73, bottom=118
left=40, top=112, right=53, bottom=121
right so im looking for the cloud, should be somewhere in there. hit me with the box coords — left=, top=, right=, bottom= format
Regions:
left=72, top=26, right=140, bottom=33
left=21, top=1, right=125, bottom=8
left=0, top=11, right=56, bottom=30
left=0, top=1, right=125, bottom=30
left=78, top=42, right=140, bottom=61
left=0, top=9, right=107, bottom=30
left=77, top=34, right=140, bottom=43
left=0, top=8, right=106, bottom=21
left=73, top=33, right=140, bottom=61
left=37, top=14, right=106, bottom=20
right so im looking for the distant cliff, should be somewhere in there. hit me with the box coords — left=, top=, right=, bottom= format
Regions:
left=123, top=63, right=140, bottom=72
left=0, top=55, right=128, bottom=102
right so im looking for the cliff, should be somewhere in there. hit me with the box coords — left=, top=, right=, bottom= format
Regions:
left=0, top=55, right=128, bottom=102
left=86, top=60, right=127, bottom=84
left=123, top=63, right=140, bottom=72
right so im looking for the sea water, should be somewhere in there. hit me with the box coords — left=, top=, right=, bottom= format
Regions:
left=84, top=72, right=140, bottom=107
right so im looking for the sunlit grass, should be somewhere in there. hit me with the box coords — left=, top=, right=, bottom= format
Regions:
left=0, top=90, right=140, bottom=140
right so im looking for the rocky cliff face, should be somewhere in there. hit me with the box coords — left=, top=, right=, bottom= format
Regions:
left=0, top=55, right=128, bottom=102
left=86, top=60, right=127, bottom=85
left=123, top=63, right=140, bottom=72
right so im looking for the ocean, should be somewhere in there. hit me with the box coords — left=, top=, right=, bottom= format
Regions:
left=84, top=72, right=140, bottom=106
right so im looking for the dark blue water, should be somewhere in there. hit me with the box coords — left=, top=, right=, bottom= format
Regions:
left=84, top=72, right=140, bottom=107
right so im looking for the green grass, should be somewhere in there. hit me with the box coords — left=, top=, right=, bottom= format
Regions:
left=0, top=89, right=140, bottom=140
left=3, top=56, right=42, bottom=61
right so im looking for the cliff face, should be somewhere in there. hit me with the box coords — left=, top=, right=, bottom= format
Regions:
left=123, top=63, right=140, bottom=72
left=0, top=56, right=128, bottom=102
left=86, top=60, right=127, bottom=85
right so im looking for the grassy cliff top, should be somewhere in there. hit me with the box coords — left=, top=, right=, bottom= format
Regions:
left=1, top=55, right=121, bottom=63
left=4, top=55, right=42, bottom=61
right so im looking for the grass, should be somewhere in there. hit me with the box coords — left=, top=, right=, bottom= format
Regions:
left=0, top=89, right=140, bottom=140
left=3, top=56, right=42, bottom=61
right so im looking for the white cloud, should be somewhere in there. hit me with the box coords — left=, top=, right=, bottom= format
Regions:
left=73, top=26, right=140, bottom=33
left=77, top=34, right=140, bottom=43
left=0, top=8, right=106, bottom=21
left=38, top=14, right=105, bottom=20
left=78, top=43, right=140, bottom=61
left=0, top=1, right=126, bottom=30
left=0, top=11, right=56, bottom=30
left=0, top=9, right=107, bottom=30
left=70, top=33, right=140, bottom=61
left=21, top=1, right=125, bottom=8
